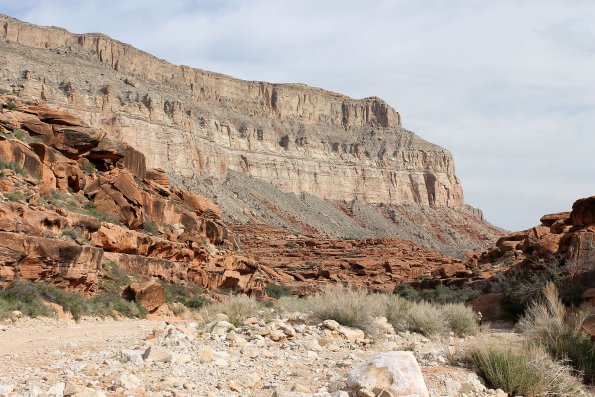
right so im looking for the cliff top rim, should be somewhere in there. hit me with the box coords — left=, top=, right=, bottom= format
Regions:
left=1, top=13, right=396, bottom=107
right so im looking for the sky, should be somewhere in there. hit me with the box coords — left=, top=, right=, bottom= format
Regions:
left=2, top=0, right=594, bottom=230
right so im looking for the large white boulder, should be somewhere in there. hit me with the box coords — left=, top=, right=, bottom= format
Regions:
left=346, top=351, right=429, bottom=397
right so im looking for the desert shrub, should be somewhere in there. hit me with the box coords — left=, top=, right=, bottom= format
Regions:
left=519, top=283, right=595, bottom=384
left=469, top=343, right=586, bottom=396
left=495, top=258, right=589, bottom=319
left=12, top=129, right=26, bottom=141
left=265, top=283, right=292, bottom=298
left=207, top=295, right=267, bottom=326
left=142, top=220, right=159, bottom=235
left=305, top=284, right=384, bottom=333
left=83, top=202, right=119, bottom=223
left=394, top=283, right=480, bottom=304
left=374, top=294, right=411, bottom=330
left=0, top=158, right=26, bottom=176
left=4, top=191, right=28, bottom=202
left=99, top=260, right=132, bottom=294
left=405, top=300, right=446, bottom=336
left=442, top=303, right=479, bottom=336
left=86, top=292, right=146, bottom=318
left=5, top=102, right=16, bottom=111
left=163, top=282, right=210, bottom=310
left=0, top=88, right=10, bottom=94
left=81, top=160, right=96, bottom=175
left=276, top=295, right=309, bottom=313
left=61, top=227, right=90, bottom=244
left=0, top=280, right=146, bottom=320
left=0, top=281, right=56, bottom=319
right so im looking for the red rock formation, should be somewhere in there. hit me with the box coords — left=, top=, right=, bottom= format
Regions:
left=0, top=97, right=268, bottom=295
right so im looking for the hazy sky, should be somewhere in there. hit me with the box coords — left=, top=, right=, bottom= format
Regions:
left=2, top=1, right=594, bottom=230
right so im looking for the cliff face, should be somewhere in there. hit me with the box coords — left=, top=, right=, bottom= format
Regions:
left=0, top=14, right=463, bottom=209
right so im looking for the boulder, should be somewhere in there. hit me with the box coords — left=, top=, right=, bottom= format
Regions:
left=571, top=196, right=595, bottom=226
left=438, top=263, right=469, bottom=278
left=470, top=292, right=504, bottom=321
left=540, top=212, right=570, bottom=226
left=124, top=281, right=165, bottom=312
left=146, top=168, right=170, bottom=186
left=346, top=351, right=429, bottom=397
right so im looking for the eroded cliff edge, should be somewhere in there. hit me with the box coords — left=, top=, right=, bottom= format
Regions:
left=0, top=14, right=501, bottom=256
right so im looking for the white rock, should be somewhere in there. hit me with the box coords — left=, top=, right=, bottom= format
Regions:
left=114, top=373, right=141, bottom=390
left=120, top=349, right=144, bottom=364
left=47, top=382, right=66, bottom=397
left=0, top=385, right=14, bottom=394
left=322, top=319, right=340, bottom=331
left=142, top=346, right=173, bottom=362
left=338, top=325, right=365, bottom=341
left=302, top=338, right=323, bottom=352
left=346, top=351, right=429, bottom=397
left=211, top=320, right=234, bottom=335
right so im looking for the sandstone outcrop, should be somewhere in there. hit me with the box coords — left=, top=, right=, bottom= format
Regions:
left=0, top=98, right=267, bottom=294
left=0, top=14, right=502, bottom=258
left=421, top=195, right=595, bottom=289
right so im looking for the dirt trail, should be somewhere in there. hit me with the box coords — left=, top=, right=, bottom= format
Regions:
left=0, top=318, right=157, bottom=377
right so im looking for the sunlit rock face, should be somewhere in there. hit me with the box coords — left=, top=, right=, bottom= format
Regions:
left=0, top=14, right=464, bottom=209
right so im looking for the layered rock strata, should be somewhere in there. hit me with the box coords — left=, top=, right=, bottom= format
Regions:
left=0, top=98, right=262, bottom=294
left=0, top=13, right=463, bottom=209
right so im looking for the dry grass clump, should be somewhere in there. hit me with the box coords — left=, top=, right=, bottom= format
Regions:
left=276, top=295, right=309, bottom=313
left=468, top=342, right=587, bottom=396
left=201, top=295, right=269, bottom=326
left=404, top=300, right=447, bottom=336
left=305, top=284, right=384, bottom=333
left=292, top=285, right=478, bottom=337
left=442, top=303, right=480, bottom=336
left=519, top=283, right=595, bottom=384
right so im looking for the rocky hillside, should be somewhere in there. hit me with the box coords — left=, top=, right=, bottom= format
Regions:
left=0, top=98, right=261, bottom=295
left=0, top=97, right=477, bottom=297
left=421, top=195, right=595, bottom=289
left=0, top=14, right=502, bottom=257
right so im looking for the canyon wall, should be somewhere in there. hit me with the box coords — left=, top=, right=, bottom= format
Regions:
left=0, top=14, right=464, bottom=209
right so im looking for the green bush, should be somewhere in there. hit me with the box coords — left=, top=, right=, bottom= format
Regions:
left=12, top=129, right=26, bottom=141
left=142, top=220, right=159, bottom=235
left=469, top=343, right=586, bottom=396
left=0, top=158, right=27, bottom=176
left=81, top=161, right=96, bottom=175
left=4, top=191, right=29, bottom=202
left=265, top=283, right=292, bottom=298
left=405, top=300, right=446, bottom=336
left=162, top=282, right=210, bottom=310
left=0, top=280, right=145, bottom=320
left=394, top=284, right=480, bottom=304
left=5, top=102, right=16, bottom=111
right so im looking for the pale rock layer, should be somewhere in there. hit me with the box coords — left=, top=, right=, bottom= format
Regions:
left=0, top=14, right=464, bottom=209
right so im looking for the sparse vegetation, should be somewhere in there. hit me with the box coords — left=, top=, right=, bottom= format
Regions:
left=208, top=295, right=268, bottom=326
left=494, top=258, right=589, bottom=319
left=404, top=300, right=447, bottom=336
left=61, top=227, right=89, bottom=243
left=519, top=283, right=595, bottom=384
left=4, top=191, right=29, bottom=202
left=468, top=343, right=586, bottom=396
left=5, top=102, right=17, bottom=111
left=163, top=282, right=210, bottom=310
left=81, top=160, right=97, bottom=175
left=306, top=284, right=383, bottom=333
left=12, top=129, right=26, bottom=141
left=264, top=283, right=292, bottom=298
left=0, top=281, right=145, bottom=320
left=394, top=283, right=480, bottom=304
left=142, top=220, right=159, bottom=235
left=0, top=158, right=27, bottom=177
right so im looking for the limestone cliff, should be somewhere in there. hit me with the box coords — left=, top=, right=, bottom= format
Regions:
left=0, top=14, right=463, bottom=209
